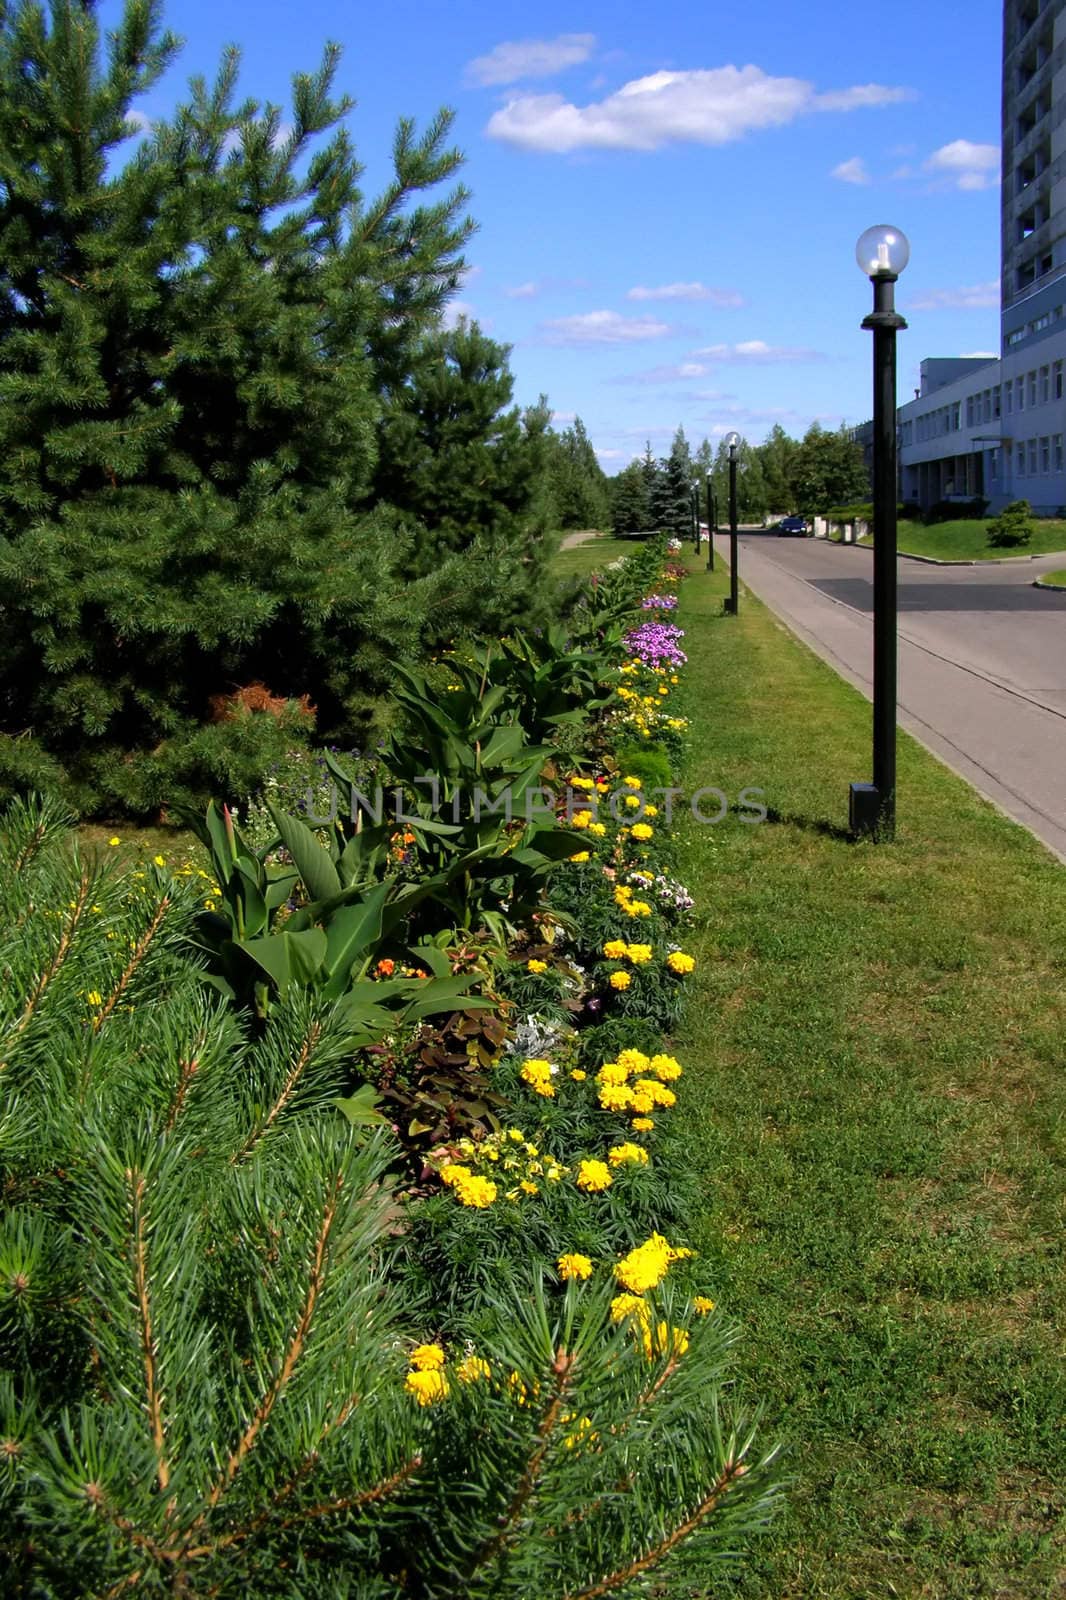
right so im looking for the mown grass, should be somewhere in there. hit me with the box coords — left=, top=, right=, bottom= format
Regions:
left=1037, top=568, right=1066, bottom=588
left=670, top=553, right=1066, bottom=1598
left=552, top=531, right=639, bottom=583
left=858, top=517, right=1066, bottom=562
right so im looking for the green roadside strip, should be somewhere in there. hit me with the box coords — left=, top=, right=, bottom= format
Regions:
left=856, top=516, right=1066, bottom=562
left=671, top=553, right=1066, bottom=1598
left=1035, top=568, right=1066, bottom=588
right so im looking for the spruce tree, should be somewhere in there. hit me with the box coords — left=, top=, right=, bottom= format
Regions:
left=649, top=428, right=693, bottom=539
left=608, top=459, right=650, bottom=534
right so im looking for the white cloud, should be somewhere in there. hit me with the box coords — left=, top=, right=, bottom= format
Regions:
left=505, top=281, right=540, bottom=299
left=957, top=350, right=998, bottom=359
left=907, top=280, right=1000, bottom=311
left=692, top=339, right=825, bottom=363
left=538, top=310, right=674, bottom=345
left=551, top=410, right=577, bottom=424
left=924, top=139, right=999, bottom=191
left=595, top=447, right=629, bottom=461
left=442, top=300, right=492, bottom=332
left=125, top=109, right=153, bottom=136
left=486, top=65, right=912, bottom=153
left=626, top=282, right=745, bottom=306
left=465, top=33, right=595, bottom=88
left=831, top=156, right=870, bottom=185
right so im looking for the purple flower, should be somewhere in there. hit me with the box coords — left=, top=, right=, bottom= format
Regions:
left=623, top=620, right=688, bottom=668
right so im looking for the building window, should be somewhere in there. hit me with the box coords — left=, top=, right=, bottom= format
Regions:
left=1055, top=361, right=1063, bottom=399
left=1055, top=435, right=1064, bottom=472
left=993, top=387, right=1001, bottom=419
left=1041, top=436, right=1051, bottom=473
left=1029, top=438, right=1039, bottom=474
left=1017, top=378, right=1025, bottom=412
left=1016, top=445, right=1025, bottom=478
left=1041, top=366, right=1050, bottom=403
left=1005, top=379, right=1013, bottom=413
left=952, top=403, right=961, bottom=432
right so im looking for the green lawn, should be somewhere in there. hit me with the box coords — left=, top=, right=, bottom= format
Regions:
left=1037, top=568, right=1066, bottom=587
left=858, top=517, right=1066, bottom=562
left=551, top=531, right=642, bottom=583
left=671, top=553, right=1066, bottom=1598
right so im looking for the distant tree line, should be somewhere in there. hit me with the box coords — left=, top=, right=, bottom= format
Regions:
left=542, top=418, right=870, bottom=539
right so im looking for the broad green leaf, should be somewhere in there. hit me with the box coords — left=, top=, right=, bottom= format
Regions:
left=268, top=804, right=342, bottom=905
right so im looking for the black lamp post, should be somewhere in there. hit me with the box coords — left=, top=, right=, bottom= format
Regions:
left=849, top=224, right=909, bottom=842
left=723, top=431, right=740, bottom=614
left=705, top=475, right=715, bottom=571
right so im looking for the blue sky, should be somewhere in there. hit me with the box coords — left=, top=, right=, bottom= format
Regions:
left=110, top=0, right=1003, bottom=468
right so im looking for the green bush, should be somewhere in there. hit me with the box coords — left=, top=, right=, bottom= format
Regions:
left=987, top=499, right=1035, bottom=548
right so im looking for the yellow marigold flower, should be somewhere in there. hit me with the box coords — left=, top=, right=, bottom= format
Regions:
left=614, top=1234, right=674, bottom=1294
left=610, top=1292, right=649, bottom=1324
left=108, top=836, right=121, bottom=847
left=570, top=809, right=592, bottom=830
left=576, top=1159, right=613, bottom=1193
left=405, top=1367, right=449, bottom=1406
left=598, top=1083, right=635, bottom=1112
left=153, top=854, right=166, bottom=867
left=527, top=958, right=548, bottom=973
left=570, top=1068, right=587, bottom=1081
left=521, top=1059, right=556, bottom=1098
left=624, top=793, right=642, bottom=809
left=626, top=943, right=653, bottom=964
left=625, top=900, right=653, bottom=917
left=634, top=1078, right=676, bottom=1108
left=632, top=1116, right=655, bottom=1131
left=666, top=951, right=696, bottom=974
left=603, top=939, right=629, bottom=960
left=644, top=804, right=659, bottom=817
left=409, top=1343, right=446, bottom=1371
left=507, top=1128, right=524, bottom=1142
left=520, top=1180, right=539, bottom=1195
left=630, top=1092, right=654, bottom=1114
left=608, top=1142, right=649, bottom=1167
left=643, top=1322, right=691, bottom=1361
left=570, top=775, right=594, bottom=790
left=563, top=1414, right=597, bottom=1449
left=649, top=1054, right=683, bottom=1081
left=616, top=1049, right=650, bottom=1074
left=609, top=970, right=631, bottom=991
left=630, top=823, right=654, bottom=841
left=546, top=1163, right=564, bottom=1183
left=570, top=851, right=590, bottom=863
left=623, top=776, right=643, bottom=789
left=440, top=1165, right=498, bottom=1208
left=558, top=1252, right=593, bottom=1281
left=588, top=821, right=607, bottom=836
left=456, top=1354, right=491, bottom=1383
left=693, top=1296, right=716, bottom=1315
left=597, top=1061, right=628, bottom=1085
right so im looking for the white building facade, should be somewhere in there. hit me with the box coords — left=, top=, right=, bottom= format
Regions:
left=898, top=0, right=1066, bottom=515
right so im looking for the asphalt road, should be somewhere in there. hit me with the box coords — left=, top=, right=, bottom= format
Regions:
left=712, top=529, right=1066, bottom=861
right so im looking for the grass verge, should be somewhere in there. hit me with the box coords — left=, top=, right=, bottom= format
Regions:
left=671, top=552, right=1066, bottom=1599
left=1036, top=568, right=1066, bottom=588
left=858, top=517, right=1066, bottom=562
left=552, top=531, right=640, bottom=583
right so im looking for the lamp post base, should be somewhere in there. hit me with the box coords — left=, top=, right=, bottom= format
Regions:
left=849, top=781, right=894, bottom=840
left=723, top=597, right=737, bottom=615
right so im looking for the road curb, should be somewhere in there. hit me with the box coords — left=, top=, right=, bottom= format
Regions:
left=820, top=537, right=1066, bottom=567
left=1033, top=577, right=1066, bottom=592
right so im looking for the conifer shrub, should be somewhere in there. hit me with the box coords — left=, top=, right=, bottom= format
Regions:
left=0, top=797, right=780, bottom=1595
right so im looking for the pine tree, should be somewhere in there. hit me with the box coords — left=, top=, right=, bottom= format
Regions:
left=649, top=428, right=693, bottom=539
left=0, top=0, right=477, bottom=814
left=608, top=459, right=650, bottom=534
left=547, top=415, right=611, bottom=532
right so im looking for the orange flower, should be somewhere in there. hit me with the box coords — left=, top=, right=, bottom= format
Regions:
left=375, top=958, right=396, bottom=977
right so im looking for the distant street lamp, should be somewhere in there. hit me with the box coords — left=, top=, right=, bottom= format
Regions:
left=849, top=224, right=909, bottom=841
left=723, top=431, right=741, bottom=614
left=705, top=475, right=715, bottom=571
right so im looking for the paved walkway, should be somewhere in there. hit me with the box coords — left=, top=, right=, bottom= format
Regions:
left=713, top=530, right=1066, bottom=861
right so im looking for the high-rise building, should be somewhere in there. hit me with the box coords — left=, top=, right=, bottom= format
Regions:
left=897, top=0, right=1066, bottom=514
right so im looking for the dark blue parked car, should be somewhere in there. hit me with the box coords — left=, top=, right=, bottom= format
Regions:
left=777, top=516, right=809, bottom=536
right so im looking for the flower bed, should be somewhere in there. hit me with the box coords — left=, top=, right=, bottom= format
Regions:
left=0, top=540, right=779, bottom=1596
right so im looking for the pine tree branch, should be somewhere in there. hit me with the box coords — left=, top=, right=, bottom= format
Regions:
left=467, top=1347, right=575, bottom=1578
left=230, top=1019, right=322, bottom=1164
left=0, top=864, right=93, bottom=1067
left=562, top=1461, right=750, bottom=1600
left=127, top=1167, right=171, bottom=1496
left=204, top=1167, right=343, bottom=1509
left=95, top=893, right=171, bottom=1030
